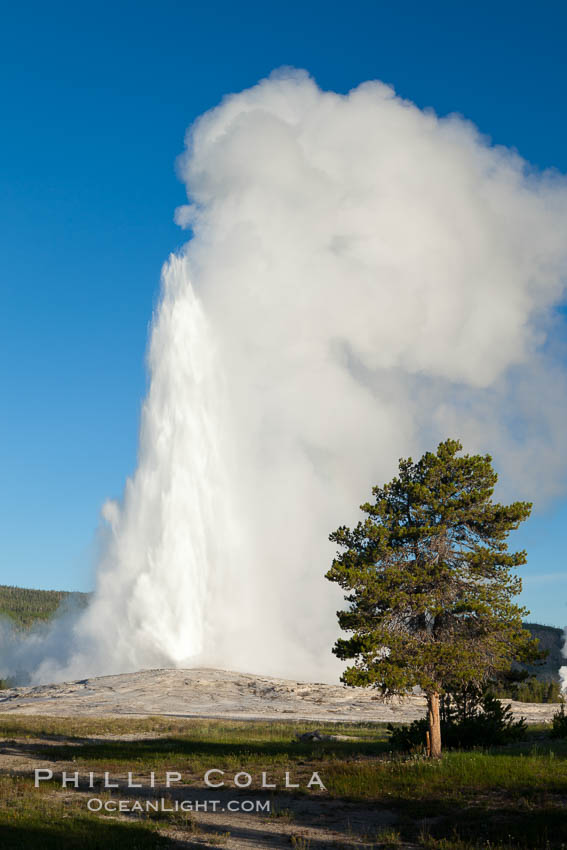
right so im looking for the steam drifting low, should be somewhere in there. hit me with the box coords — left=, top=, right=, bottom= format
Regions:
left=3, top=70, right=567, bottom=685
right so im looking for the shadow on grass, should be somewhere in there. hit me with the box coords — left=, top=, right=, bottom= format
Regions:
left=25, top=736, right=391, bottom=764
left=496, top=738, right=567, bottom=757
left=0, top=818, right=170, bottom=849
left=418, top=802, right=567, bottom=849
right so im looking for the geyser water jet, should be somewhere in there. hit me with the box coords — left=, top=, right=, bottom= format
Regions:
left=1, top=258, right=238, bottom=683
left=2, top=69, right=567, bottom=685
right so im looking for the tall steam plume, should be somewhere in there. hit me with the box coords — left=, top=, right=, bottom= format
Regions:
left=2, top=69, right=567, bottom=685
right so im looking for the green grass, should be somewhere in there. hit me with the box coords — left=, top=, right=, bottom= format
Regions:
left=0, top=775, right=169, bottom=849
left=325, top=746, right=567, bottom=848
left=2, top=715, right=567, bottom=848
left=326, top=747, right=567, bottom=798
left=0, top=716, right=391, bottom=778
left=0, top=714, right=214, bottom=738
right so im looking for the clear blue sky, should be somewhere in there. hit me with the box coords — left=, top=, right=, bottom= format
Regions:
left=1, top=0, right=566, bottom=626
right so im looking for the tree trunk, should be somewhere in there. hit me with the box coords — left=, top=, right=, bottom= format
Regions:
left=427, top=692, right=442, bottom=758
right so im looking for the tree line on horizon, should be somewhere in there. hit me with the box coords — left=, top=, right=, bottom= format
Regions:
left=0, top=584, right=89, bottom=630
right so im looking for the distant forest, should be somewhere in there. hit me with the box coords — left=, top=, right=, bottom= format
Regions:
left=0, top=584, right=90, bottom=630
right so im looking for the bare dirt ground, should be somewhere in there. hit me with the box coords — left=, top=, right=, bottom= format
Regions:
left=0, top=667, right=558, bottom=724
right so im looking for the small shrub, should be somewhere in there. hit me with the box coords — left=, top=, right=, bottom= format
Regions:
left=269, top=807, right=295, bottom=821
left=388, top=690, right=527, bottom=752
left=377, top=827, right=402, bottom=847
left=388, top=718, right=429, bottom=753
left=550, top=700, right=567, bottom=739
left=290, top=835, right=311, bottom=849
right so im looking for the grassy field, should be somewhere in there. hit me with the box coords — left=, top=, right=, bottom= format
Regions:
left=0, top=714, right=566, bottom=849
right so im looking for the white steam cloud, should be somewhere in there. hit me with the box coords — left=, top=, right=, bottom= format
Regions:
left=2, top=69, right=567, bottom=685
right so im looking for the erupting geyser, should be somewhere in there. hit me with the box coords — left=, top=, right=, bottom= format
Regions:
left=3, top=69, right=567, bottom=685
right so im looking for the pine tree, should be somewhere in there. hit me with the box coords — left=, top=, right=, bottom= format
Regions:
left=326, top=438, right=538, bottom=757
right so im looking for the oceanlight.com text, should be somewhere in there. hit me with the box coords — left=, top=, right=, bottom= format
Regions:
left=86, top=798, right=271, bottom=814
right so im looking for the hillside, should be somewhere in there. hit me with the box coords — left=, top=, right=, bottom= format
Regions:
left=0, top=584, right=90, bottom=630
left=522, top=622, right=565, bottom=681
